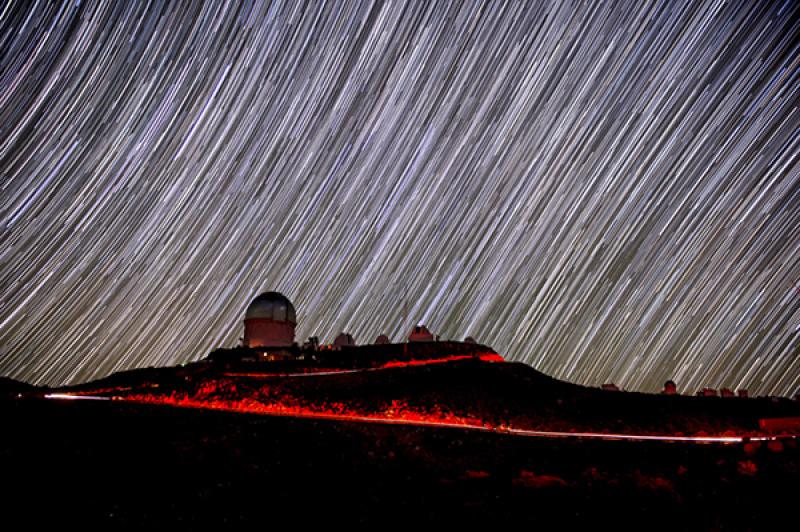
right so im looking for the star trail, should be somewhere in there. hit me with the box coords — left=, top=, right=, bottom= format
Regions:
left=0, top=0, right=798, bottom=395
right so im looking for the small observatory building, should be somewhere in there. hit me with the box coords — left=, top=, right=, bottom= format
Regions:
left=243, top=291, right=297, bottom=348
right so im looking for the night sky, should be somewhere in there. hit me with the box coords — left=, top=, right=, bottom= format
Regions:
left=0, top=1, right=798, bottom=395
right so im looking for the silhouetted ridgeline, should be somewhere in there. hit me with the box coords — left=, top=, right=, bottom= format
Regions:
left=0, top=376, right=39, bottom=395
left=3, top=341, right=799, bottom=527
left=34, top=341, right=800, bottom=437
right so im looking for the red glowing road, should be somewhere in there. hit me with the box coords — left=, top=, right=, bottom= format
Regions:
left=38, top=356, right=798, bottom=445
left=42, top=392, right=794, bottom=445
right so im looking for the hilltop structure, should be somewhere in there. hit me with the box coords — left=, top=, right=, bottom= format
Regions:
left=409, top=325, right=434, bottom=342
left=206, top=291, right=488, bottom=366
left=333, top=332, right=356, bottom=349
left=243, top=292, right=297, bottom=348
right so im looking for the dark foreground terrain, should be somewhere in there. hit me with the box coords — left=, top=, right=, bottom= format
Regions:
left=3, top=396, right=798, bottom=529
left=43, top=356, right=800, bottom=436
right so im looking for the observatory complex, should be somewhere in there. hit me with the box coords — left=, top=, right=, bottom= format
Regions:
left=208, top=291, right=488, bottom=365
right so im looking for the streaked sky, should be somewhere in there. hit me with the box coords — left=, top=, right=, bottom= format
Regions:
left=1, top=0, right=798, bottom=395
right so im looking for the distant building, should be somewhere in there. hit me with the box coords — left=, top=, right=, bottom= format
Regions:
left=333, top=332, right=356, bottom=349
left=662, top=380, right=677, bottom=395
left=375, top=334, right=390, bottom=345
left=601, top=383, right=620, bottom=391
left=738, top=389, right=749, bottom=398
left=243, top=292, right=296, bottom=348
left=218, top=291, right=499, bottom=366
left=720, top=388, right=735, bottom=398
left=409, top=325, right=434, bottom=342
left=701, top=388, right=718, bottom=397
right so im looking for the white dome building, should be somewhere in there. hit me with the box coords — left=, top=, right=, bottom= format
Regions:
left=243, top=292, right=297, bottom=348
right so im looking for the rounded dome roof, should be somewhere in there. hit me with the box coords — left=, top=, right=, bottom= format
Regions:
left=245, top=292, right=296, bottom=324
left=333, top=332, right=355, bottom=347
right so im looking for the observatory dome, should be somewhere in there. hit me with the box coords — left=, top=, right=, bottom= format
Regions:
left=243, top=291, right=297, bottom=348
left=245, top=292, right=297, bottom=323
left=333, top=332, right=356, bottom=349
left=409, top=324, right=434, bottom=342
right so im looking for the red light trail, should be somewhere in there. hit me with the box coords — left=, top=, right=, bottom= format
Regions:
left=221, top=353, right=506, bottom=378
left=39, top=356, right=799, bottom=445
left=42, top=392, right=796, bottom=445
